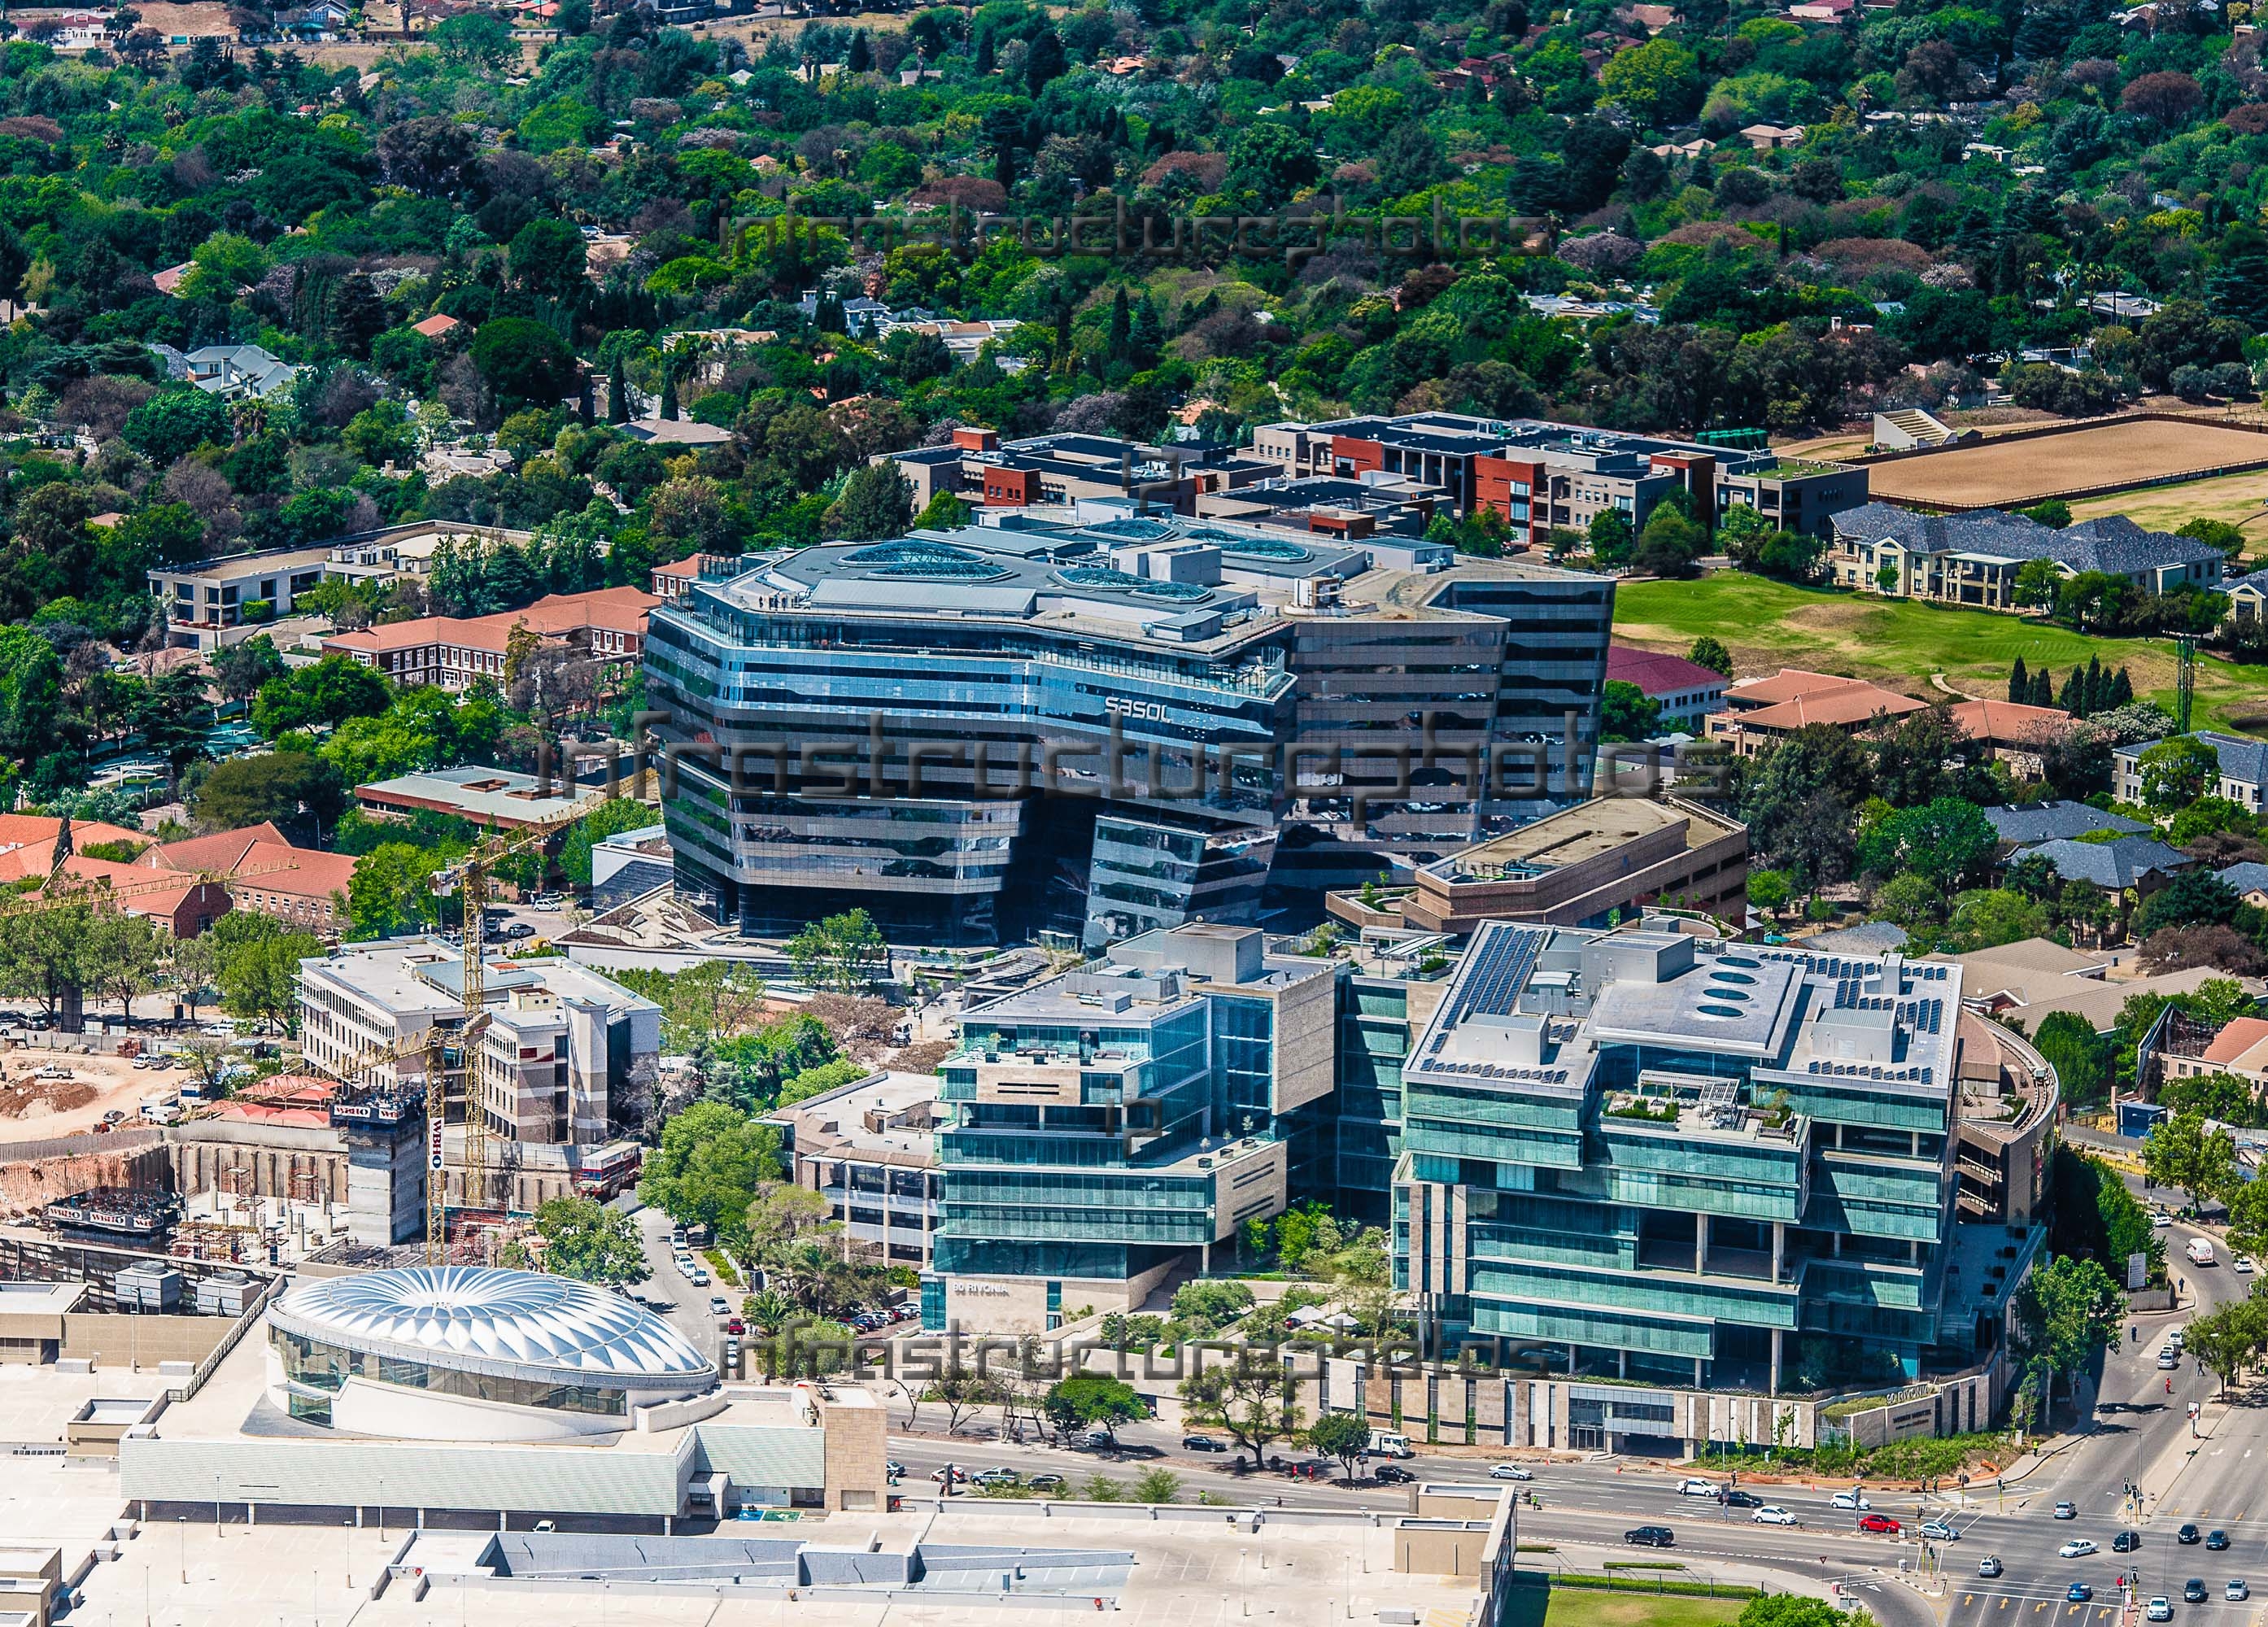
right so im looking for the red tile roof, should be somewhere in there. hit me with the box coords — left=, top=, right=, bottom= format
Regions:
left=324, top=588, right=659, bottom=659
left=1946, top=699, right=2074, bottom=747
left=1607, top=644, right=1730, bottom=699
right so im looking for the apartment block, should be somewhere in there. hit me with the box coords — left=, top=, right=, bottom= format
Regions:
left=1254, top=415, right=1868, bottom=541
left=2115, top=730, right=2268, bottom=810
left=1395, top=923, right=2047, bottom=1413
left=884, top=428, right=1279, bottom=514
left=765, top=1071, right=944, bottom=1270
left=323, top=587, right=657, bottom=692
left=295, top=938, right=660, bottom=1145
left=1831, top=504, right=2225, bottom=610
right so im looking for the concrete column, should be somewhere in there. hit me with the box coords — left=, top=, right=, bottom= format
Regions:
left=499, top=1512, right=507, bottom=1531
left=247, top=1503, right=256, bottom=1527
left=664, top=1516, right=673, bottom=1535
left=1694, top=1358, right=1703, bottom=1387
left=1769, top=1330, right=1782, bottom=1396
left=1772, top=1223, right=1785, bottom=1285
left=355, top=1507, right=363, bottom=1528
left=1696, top=1215, right=1708, bottom=1276
left=1618, top=1350, right=1628, bottom=1378
left=417, top=1509, right=425, bottom=1529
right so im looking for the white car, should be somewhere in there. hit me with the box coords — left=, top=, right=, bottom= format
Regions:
left=2148, top=1601, right=2174, bottom=1623
left=2061, top=1540, right=2100, bottom=1559
left=2240, top=1257, right=2258, bottom=1276
left=1831, top=1490, right=1871, bottom=1511
left=1921, top=1520, right=1959, bottom=1541
left=1679, top=1478, right=1720, bottom=1498
left=708, top=1296, right=730, bottom=1316
left=1489, top=1464, right=1533, bottom=1481
left=1754, top=1507, right=1799, bottom=1526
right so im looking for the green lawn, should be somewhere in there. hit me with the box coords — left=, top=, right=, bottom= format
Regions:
left=1613, top=574, right=2268, bottom=731
left=2067, top=469, right=2268, bottom=541
left=1502, top=1588, right=1749, bottom=1627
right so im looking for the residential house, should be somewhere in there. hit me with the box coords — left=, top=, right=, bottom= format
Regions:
left=150, top=343, right=302, bottom=402
left=2221, top=565, right=2268, bottom=636
left=2161, top=1014, right=2268, bottom=1090
left=1944, top=697, right=2072, bottom=780
left=2008, top=836, right=2194, bottom=918
left=617, top=417, right=734, bottom=448
left=1829, top=503, right=2225, bottom=611
left=1738, top=123, right=1807, bottom=149
left=140, top=824, right=358, bottom=937
left=1984, top=800, right=2149, bottom=848
left=1705, top=668, right=1926, bottom=756
left=411, top=313, right=462, bottom=342
left=2218, top=862, right=2268, bottom=908
left=322, top=587, right=659, bottom=694
left=2114, top=731, right=2268, bottom=811
left=1606, top=644, right=1731, bottom=732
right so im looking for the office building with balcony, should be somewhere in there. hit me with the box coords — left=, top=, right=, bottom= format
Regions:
left=765, top=1070, right=944, bottom=1270
left=1396, top=922, right=2048, bottom=1433
left=924, top=923, right=1337, bottom=1333
left=643, top=509, right=1613, bottom=947
left=1253, top=415, right=1868, bottom=543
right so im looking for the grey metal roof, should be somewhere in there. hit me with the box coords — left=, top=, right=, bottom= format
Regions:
left=2218, top=861, right=2268, bottom=896
left=1985, top=800, right=2150, bottom=845
left=271, top=1266, right=715, bottom=1388
left=2119, top=731, right=2268, bottom=788
left=1831, top=503, right=2222, bottom=575
left=2013, top=835, right=2195, bottom=889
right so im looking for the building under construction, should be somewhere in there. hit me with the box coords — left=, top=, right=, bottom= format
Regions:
left=42, top=1188, right=182, bottom=1248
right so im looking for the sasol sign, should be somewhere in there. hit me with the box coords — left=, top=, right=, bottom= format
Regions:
left=1104, top=697, right=1171, bottom=723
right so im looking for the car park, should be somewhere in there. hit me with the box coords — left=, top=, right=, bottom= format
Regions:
left=2061, top=1541, right=2099, bottom=1559
left=1489, top=1465, right=1533, bottom=1481
left=2054, top=1502, right=2078, bottom=1520
left=2209, top=1532, right=2231, bottom=1551
left=1680, top=1479, right=1720, bottom=1498
left=1754, top=1507, right=1799, bottom=1526
left=1831, top=1490, right=1871, bottom=1511
left=2230, top=1582, right=2250, bottom=1603
left=2181, top=1525, right=2202, bottom=1545
left=1859, top=1515, right=1902, bottom=1535
left=2186, top=1581, right=2209, bottom=1603
left=1921, top=1521, right=1959, bottom=1541
left=2148, top=1599, right=2174, bottom=1621
left=2069, top=1585, right=2094, bottom=1603
left=2116, top=1532, right=2142, bottom=1553
left=1625, top=1528, right=1675, bottom=1547
left=1978, top=1558, right=2003, bottom=1579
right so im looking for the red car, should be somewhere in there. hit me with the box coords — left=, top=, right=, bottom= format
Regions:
left=726, top=1318, right=744, bottom=1335
left=1858, top=1514, right=1902, bottom=1535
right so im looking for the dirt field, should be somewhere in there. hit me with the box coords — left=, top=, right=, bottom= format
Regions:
left=1866, top=417, right=2268, bottom=510
left=0, top=1048, right=170, bottom=1141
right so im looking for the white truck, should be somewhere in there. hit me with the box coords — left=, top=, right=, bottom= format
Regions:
left=2187, top=1236, right=2218, bottom=1266
left=139, top=1095, right=181, bottom=1124
left=1368, top=1431, right=1414, bottom=1459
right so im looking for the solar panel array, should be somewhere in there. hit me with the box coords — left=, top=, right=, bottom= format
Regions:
left=1458, top=925, right=1548, bottom=1023
left=1804, top=1060, right=1934, bottom=1084
left=1426, top=1058, right=1571, bottom=1085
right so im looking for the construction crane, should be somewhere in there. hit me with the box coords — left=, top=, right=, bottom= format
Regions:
left=430, top=782, right=620, bottom=1224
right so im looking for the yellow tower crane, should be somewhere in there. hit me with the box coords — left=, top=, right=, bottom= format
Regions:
left=429, top=784, right=617, bottom=1224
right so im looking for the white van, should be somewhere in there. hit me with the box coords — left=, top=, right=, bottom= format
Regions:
left=2187, top=1237, right=2217, bottom=1266
left=140, top=1096, right=181, bottom=1124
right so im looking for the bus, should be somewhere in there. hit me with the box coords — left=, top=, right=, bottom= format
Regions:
left=574, top=1141, right=643, bottom=1201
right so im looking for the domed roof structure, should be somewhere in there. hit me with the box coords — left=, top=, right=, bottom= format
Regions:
left=271, top=1265, right=713, bottom=1388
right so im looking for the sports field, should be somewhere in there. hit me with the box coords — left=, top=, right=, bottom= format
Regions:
left=1613, top=574, right=2268, bottom=731
left=1865, top=418, right=2268, bottom=510
left=2067, top=466, right=2268, bottom=543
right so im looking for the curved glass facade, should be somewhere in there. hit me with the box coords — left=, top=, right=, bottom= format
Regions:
left=272, top=1328, right=630, bottom=1417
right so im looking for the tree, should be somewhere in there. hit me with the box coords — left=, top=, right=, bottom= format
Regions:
left=1598, top=36, right=1703, bottom=127
left=521, top=1194, right=650, bottom=1285
left=2013, top=1254, right=2122, bottom=1425
left=346, top=842, right=454, bottom=938
left=1688, top=636, right=1733, bottom=676
left=1631, top=509, right=1703, bottom=578
left=786, top=909, right=889, bottom=994
left=471, top=318, right=579, bottom=412
left=2032, top=1010, right=2111, bottom=1110
left=1600, top=680, right=1660, bottom=743
left=914, top=491, right=972, bottom=530
left=212, top=636, right=286, bottom=706
left=636, top=1101, right=783, bottom=1241
left=123, top=390, right=231, bottom=465
left=1587, top=508, right=1633, bottom=565
left=1306, top=1411, right=1372, bottom=1484
left=84, top=910, right=164, bottom=1021
left=0, top=901, right=94, bottom=1028
left=136, top=665, right=216, bottom=796
left=1044, top=1375, right=1145, bottom=1444
left=252, top=654, right=390, bottom=736
left=1855, top=797, right=1995, bottom=892
left=2143, top=1109, right=2240, bottom=1215
left=2137, top=736, right=2221, bottom=813
left=2225, top=1178, right=2268, bottom=1265
left=2134, top=872, right=2242, bottom=940
left=1178, top=1354, right=1304, bottom=1467
left=2181, top=1297, right=2265, bottom=1394
left=742, top=1179, right=835, bottom=1260
left=1747, top=868, right=1793, bottom=917
left=827, top=461, right=914, bottom=541
left=933, top=1370, right=1009, bottom=1435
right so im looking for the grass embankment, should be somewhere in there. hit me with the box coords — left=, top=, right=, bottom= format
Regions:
left=1614, top=574, right=2268, bottom=732
left=1501, top=1588, right=1750, bottom=1627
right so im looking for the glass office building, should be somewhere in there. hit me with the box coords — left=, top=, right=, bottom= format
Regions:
left=643, top=511, right=1613, bottom=945
left=1395, top=923, right=2043, bottom=1413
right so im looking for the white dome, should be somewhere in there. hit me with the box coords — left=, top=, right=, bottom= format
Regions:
left=273, top=1265, right=714, bottom=1388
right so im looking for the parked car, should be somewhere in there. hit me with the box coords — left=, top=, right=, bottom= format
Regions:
left=2148, top=1599, right=2174, bottom=1621
left=1831, top=1491, right=1872, bottom=1511
left=1680, top=1478, right=1721, bottom=1498
left=2054, top=1502, right=2078, bottom=1520
left=532, top=1520, right=556, bottom=1533
left=1625, top=1528, right=1675, bottom=1548
left=2240, top=1257, right=2257, bottom=1276
left=1027, top=1475, right=1066, bottom=1493
left=2116, top=1532, right=2142, bottom=1553
left=929, top=1468, right=969, bottom=1484
left=1183, top=1436, right=1228, bottom=1453
left=2180, top=1525, right=2202, bottom=1545
left=1489, top=1464, right=1533, bottom=1481
left=1921, top=1521, right=1959, bottom=1542
left=2061, top=1540, right=2099, bottom=1559
left=726, top=1317, right=744, bottom=1335
left=2186, top=1581, right=2209, bottom=1603
left=973, top=1469, right=1021, bottom=1487
left=1860, top=1515, right=1902, bottom=1535
left=2209, top=1532, right=2232, bottom=1551
left=1978, top=1558, right=2003, bottom=1579
left=1753, top=1507, right=1799, bottom=1526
